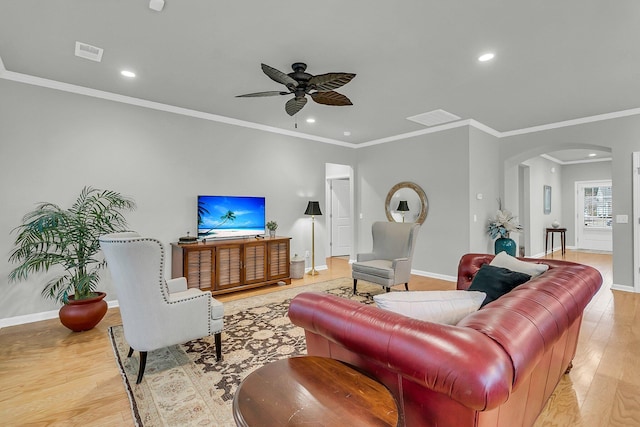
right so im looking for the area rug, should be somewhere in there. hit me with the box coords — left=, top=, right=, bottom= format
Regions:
left=108, top=278, right=384, bottom=427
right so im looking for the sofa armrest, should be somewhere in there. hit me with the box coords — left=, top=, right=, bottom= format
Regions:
left=288, top=292, right=513, bottom=410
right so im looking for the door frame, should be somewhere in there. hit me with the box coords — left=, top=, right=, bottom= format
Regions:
left=324, top=163, right=355, bottom=262
left=634, top=152, right=640, bottom=292
left=575, top=179, right=613, bottom=251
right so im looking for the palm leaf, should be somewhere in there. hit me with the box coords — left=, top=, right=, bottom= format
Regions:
left=309, top=73, right=356, bottom=91
left=8, top=186, right=136, bottom=304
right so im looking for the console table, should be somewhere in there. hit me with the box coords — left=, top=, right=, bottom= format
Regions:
left=233, top=356, right=399, bottom=427
left=171, top=236, right=291, bottom=295
left=545, top=227, right=567, bottom=255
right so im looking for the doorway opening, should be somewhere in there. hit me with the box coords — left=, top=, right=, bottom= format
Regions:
left=575, top=180, right=613, bottom=251
left=325, top=163, right=354, bottom=260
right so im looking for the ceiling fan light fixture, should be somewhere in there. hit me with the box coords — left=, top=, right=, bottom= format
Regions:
left=478, top=52, right=495, bottom=62
left=237, top=62, right=356, bottom=116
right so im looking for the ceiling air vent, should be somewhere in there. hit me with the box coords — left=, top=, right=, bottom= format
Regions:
left=75, top=41, right=104, bottom=62
left=407, top=109, right=461, bottom=127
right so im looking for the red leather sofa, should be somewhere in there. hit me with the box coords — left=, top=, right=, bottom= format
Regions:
left=288, top=253, right=602, bottom=427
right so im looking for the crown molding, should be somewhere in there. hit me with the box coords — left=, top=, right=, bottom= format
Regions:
left=1, top=54, right=639, bottom=148
left=500, top=108, right=640, bottom=138
left=541, top=153, right=612, bottom=165
left=356, top=119, right=476, bottom=148
left=0, top=65, right=352, bottom=148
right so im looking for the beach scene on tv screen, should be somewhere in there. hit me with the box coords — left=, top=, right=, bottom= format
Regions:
left=198, top=195, right=266, bottom=239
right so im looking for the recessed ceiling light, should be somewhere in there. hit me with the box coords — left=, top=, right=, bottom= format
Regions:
left=588, top=153, right=597, bottom=157
left=478, top=53, right=495, bottom=62
left=120, top=70, right=136, bottom=78
left=306, top=118, right=315, bottom=123
left=343, top=131, right=351, bottom=136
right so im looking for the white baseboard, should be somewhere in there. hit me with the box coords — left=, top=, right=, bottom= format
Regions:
left=0, top=299, right=120, bottom=329
left=411, top=269, right=457, bottom=283
left=304, top=264, right=328, bottom=273
left=611, top=283, right=638, bottom=293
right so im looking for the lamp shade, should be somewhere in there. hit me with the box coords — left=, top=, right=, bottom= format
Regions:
left=397, top=200, right=410, bottom=212
left=304, top=201, right=322, bottom=216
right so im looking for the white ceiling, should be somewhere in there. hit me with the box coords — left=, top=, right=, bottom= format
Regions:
left=0, top=0, right=635, bottom=161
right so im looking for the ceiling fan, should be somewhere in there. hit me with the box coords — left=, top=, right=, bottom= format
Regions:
left=237, top=63, right=356, bottom=116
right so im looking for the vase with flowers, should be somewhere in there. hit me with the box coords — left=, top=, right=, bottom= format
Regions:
left=487, top=200, right=523, bottom=256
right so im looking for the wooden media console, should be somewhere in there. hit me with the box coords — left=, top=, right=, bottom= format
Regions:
left=171, top=236, right=291, bottom=295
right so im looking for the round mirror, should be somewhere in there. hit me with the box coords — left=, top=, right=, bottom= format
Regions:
left=385, top=181, right=428, bottom=225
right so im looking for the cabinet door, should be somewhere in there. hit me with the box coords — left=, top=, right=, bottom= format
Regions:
left=244, top=241, right=267, bottom=284
left=185, top=248, right=214, bottom=290
left=216, top=244, right=242, bottom=290
left=268, top=240, right=290, bottom=280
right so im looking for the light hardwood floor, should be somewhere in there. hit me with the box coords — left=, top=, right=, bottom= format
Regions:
left=0, top=251, right=637, bottom=426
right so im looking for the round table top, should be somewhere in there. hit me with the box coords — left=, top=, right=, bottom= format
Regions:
left=233, top=356, right=399, bottom=427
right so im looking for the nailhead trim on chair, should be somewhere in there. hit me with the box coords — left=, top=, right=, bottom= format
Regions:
left=101, top=237, right=222, bottom=337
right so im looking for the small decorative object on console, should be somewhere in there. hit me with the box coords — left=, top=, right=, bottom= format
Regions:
left=179, top=232, right=198, bottom=244
left=266, top=220, right=278, bottom=237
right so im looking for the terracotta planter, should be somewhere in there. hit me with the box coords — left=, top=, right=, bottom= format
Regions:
left=59, top=292, right=108, bottom=332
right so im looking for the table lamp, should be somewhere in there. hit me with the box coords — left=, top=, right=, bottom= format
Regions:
left=397, top=200, right=409, bottom=222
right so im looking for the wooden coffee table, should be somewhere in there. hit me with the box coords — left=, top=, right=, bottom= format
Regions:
left=232, top=356, right=399, bottom=427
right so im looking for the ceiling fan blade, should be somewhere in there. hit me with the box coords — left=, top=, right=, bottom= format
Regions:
left=285, top=97, right=307, bottom=116
left=309, top=73, right=356, bottom=91
left=310, top=91, right=353, bottom=106
left=236, top=91, right=289, bottom=98
left=261, top=63, right=298, bottom=89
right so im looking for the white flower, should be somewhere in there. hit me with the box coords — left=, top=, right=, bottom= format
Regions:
left=488, top=209, right=523, bottom=239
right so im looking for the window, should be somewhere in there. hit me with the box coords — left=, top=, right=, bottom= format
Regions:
left=583, top=185, right=612, bottom=228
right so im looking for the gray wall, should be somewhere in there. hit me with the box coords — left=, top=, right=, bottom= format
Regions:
left=1, top=75, right=636, bottom=321
left=561, top=161, right=612, bottom=247
left=468, top=127, right=501, bottom=254
left=500, top=116, right=638, bottom=289
left=0, top=79, right=355, bottom=318
left=356, top=126, right=477, bottom=278
left=520, top=156, right=563, bottom=255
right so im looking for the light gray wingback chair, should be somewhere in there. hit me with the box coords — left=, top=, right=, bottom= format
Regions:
left=352, top=221, right=420, bottom=293
left=99, top=232, right=223, bottom=384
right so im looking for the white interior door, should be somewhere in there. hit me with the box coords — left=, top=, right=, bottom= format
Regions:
left=576, top=180, right=613, bottom=251
left=330, top=178, right=352, bottom=256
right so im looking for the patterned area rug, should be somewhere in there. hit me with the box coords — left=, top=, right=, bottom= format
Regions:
left=108, top=278, right=384, bottom=426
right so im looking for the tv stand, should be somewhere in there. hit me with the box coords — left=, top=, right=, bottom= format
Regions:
left=171, top=236, right=291, bottom=295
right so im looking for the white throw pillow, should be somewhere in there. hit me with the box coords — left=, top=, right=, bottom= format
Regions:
left=490, top=251, right=549, bottom=277
left=373, top=290, right=486, bottom=325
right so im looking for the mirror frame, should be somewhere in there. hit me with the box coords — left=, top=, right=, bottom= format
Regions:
left=385, top=181, right=428, bottom=225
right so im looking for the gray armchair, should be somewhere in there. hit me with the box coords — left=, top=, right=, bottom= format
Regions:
left=99, top=232, right=223, bottom=384
left=352, top=222, right=420, bottom=293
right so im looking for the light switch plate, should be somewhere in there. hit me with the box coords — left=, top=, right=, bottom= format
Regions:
left=616, top=214, right=628, bottom=223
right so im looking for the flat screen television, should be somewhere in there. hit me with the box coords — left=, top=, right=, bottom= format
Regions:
left=197, top=195, right=266, bottom=239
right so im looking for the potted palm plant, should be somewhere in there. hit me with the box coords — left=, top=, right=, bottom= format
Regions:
left=9, top=186, right=136, bottom=331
